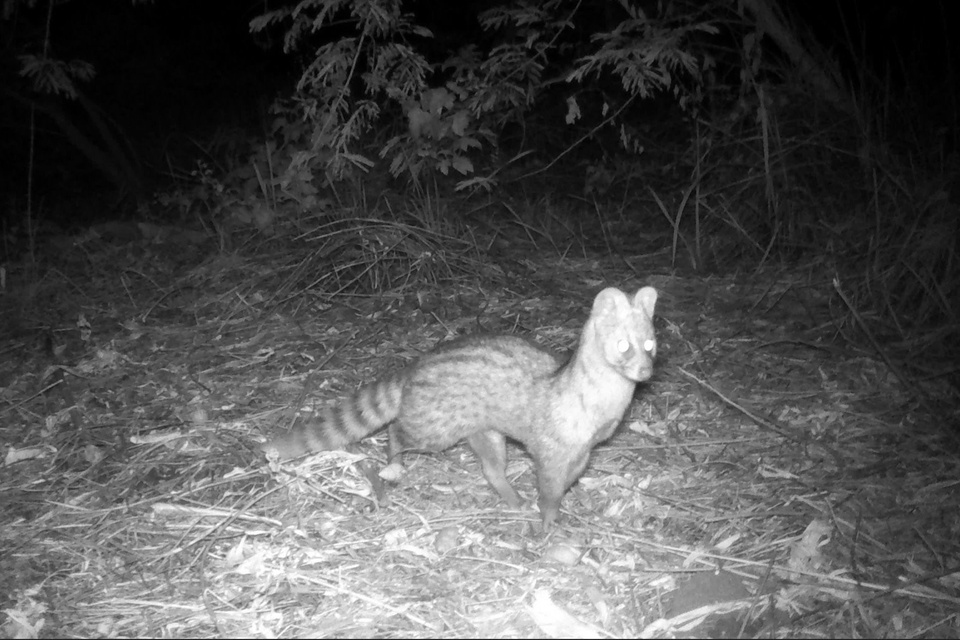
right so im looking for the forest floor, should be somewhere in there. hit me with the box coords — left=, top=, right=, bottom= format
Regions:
left=1, top=217, right=958, bottom=639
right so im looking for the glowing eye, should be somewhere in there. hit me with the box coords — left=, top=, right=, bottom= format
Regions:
left=617, top=338, right=630, bottom=354
left=643, top=339, right=655, bottom=353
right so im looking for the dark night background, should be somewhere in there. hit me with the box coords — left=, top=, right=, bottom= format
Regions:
left=1, top=0, right=954, bottom=227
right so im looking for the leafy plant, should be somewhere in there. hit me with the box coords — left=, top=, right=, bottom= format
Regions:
left=250, top=0, right=712, bottom=198
left=3, top=0, right=144, bottom=213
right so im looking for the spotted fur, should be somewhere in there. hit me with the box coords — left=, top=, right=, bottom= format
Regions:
left=263, top=286, right=658, bottom=527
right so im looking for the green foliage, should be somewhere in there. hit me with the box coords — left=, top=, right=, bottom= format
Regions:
left=567, top=3, right=713, bottom=105
left=251, top=0, right=432, bottom=189
left=249, top=0, right=710, bottom=198
left=18, top=55, right=96, bottom=99
left=4, top=0, right=143, bottom=219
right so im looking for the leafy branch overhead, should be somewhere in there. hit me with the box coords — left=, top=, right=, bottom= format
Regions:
left=250, top=0, right=711, bottom=193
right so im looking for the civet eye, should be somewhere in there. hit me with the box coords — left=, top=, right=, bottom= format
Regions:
left=643, top=339, right=655, bottom=353
left=617, top=338, right=630, bottom=354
